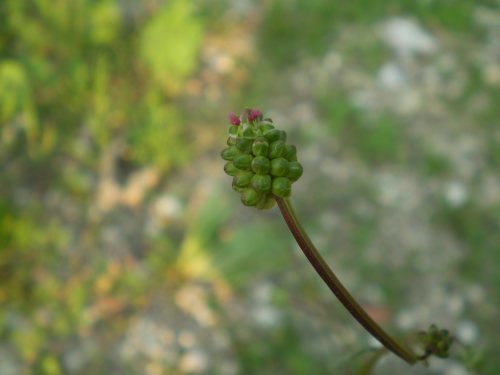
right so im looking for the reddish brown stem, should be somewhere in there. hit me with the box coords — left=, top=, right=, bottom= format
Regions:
left=275, top=197, right=417, bottom=364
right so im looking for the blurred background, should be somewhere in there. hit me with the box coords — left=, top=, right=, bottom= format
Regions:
left=1, top=0, right=499, bottom=374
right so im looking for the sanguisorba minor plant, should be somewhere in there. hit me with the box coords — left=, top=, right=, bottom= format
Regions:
left=221, top=108, right=454, bottom=369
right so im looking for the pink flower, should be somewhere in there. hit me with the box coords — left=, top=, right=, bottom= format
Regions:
left=228, top=112, right=241, bottom=126
left=248, top=109, right=262, bottom=122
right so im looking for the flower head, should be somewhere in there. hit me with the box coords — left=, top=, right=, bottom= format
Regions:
left=228, top=112, right=241, bottom=126
left=248, top=109, right=262, bottom=122
left=222, top=109, right=303, bottom=209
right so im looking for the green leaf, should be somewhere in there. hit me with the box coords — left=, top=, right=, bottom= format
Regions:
left=140, top=0, right=203, bottom=93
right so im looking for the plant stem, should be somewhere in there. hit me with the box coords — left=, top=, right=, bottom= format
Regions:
left=275, top=197, right=417, bottom=365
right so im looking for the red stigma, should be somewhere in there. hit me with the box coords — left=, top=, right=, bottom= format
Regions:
left=228, top=112, right=241, bottom=126
left=248, top=109, right=262, bottom=122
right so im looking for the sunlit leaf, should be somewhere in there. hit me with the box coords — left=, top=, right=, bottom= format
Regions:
left=140, top=0, right=203, bottom=94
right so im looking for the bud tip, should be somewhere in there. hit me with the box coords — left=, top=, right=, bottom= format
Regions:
left=248, top=109, right=262, bottom=122
left=228, top=112, right=241, bottom=126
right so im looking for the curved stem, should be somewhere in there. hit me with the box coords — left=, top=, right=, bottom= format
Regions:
left=275, top=197, right=417, bottom=365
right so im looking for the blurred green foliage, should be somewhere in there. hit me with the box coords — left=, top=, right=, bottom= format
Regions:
left=258, top=0, right=487, bottom=67
left=1, top=0, right=201, bottom=373
left=0, top=0, right=194, bottom=167
left=140, top=0, right=203, bottom=94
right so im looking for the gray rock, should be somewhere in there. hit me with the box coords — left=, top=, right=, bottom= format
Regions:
left=381, top=17, right=437, bottom=57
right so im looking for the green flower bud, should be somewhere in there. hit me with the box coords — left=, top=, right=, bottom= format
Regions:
left=228, top=126, right=238, bottom=137
left=224, top=162, right=239, bottom=176
left=251, top=174, right=271, bottom=192
left=224, top=110, right=300, bottom=207
left=233, top=153, right=253, bottom=170
left=252, top=137, right=269, bottom=157
left=269, top=140, right=286, bottom=159
left=420, top=324, right=454, bottom=359
left=236, top=137, right=253, bottom=153
left=270, top=158, right=289, bottom=177
left=242, top=126, right=256, bottom=138
left=259, top=123, right=274, bottom=134
left=256, top=193, right=276, bottom=209
left=272, top=177, right=292, bottom=198
left=436, top=342, right=448, bottom=357
left=287, top=161, right=303, bottom=181
left=284, top=144, right=297, bottom=161
left=251, top=156, right=271, bottom=174
left=241, top=188, right=262, bottom=207
left=233, top=170, right=254, bottom=188
left=221, top=146, right=240, bottom=161
left=264, top=129, right=282, bottom=143
left=232, top=183, right=244, bottom=193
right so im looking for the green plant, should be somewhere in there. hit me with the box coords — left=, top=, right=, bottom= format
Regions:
left=221, top=109, right=303, bottom=209
left=222, top=109, right=456, bottom=370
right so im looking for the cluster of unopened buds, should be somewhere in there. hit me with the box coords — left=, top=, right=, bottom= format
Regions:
left=418, top=324, right=454, bottom=360
left=221, top=109, right=303, bottom=209
left=220, top=108, right=457, bottom=367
